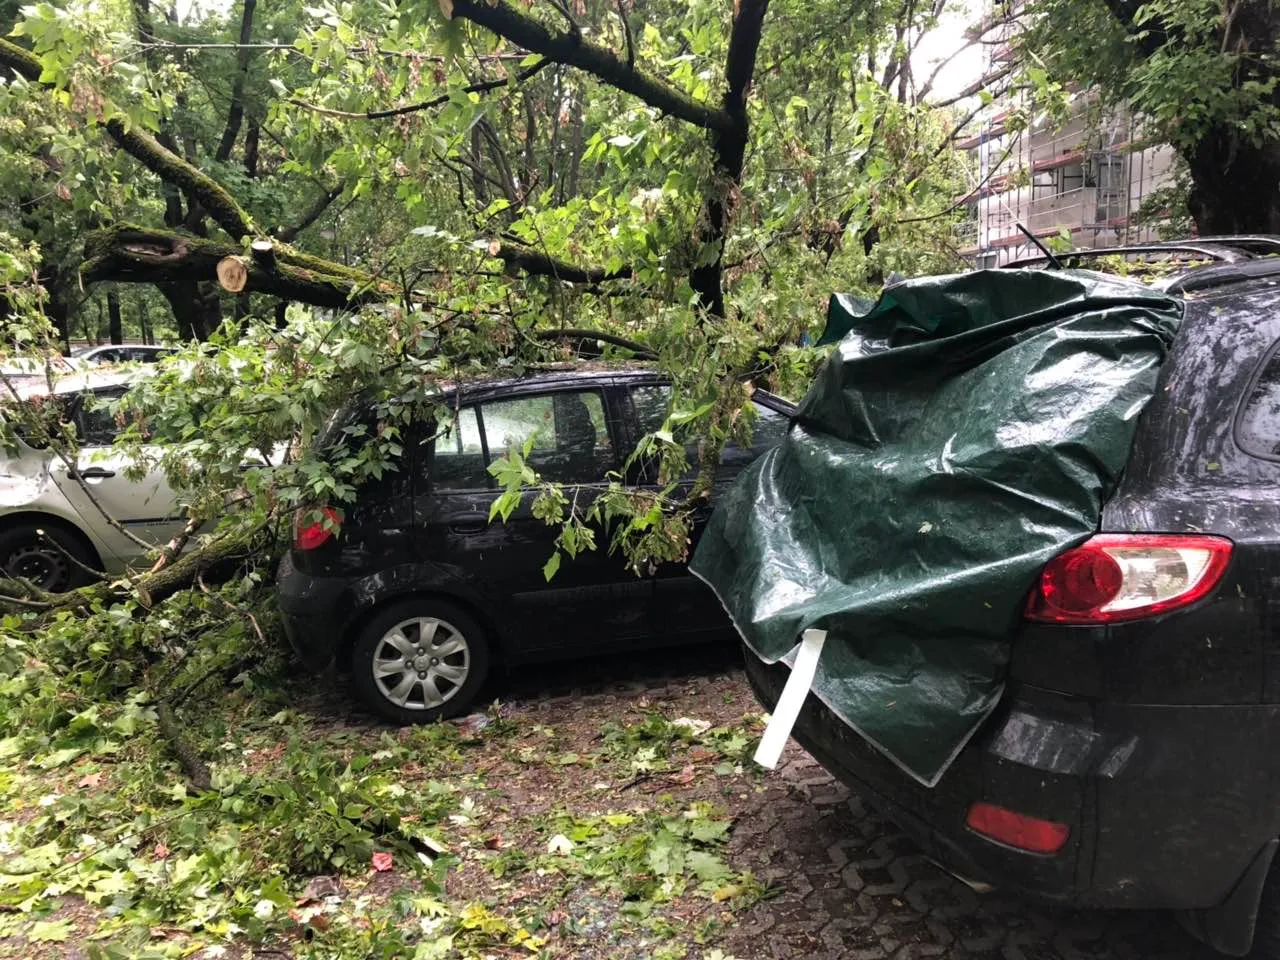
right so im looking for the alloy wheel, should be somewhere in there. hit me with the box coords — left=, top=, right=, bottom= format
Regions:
left=370, top=616, right=470, bottom=710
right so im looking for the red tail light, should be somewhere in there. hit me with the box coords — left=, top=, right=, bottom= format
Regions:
left=966, top=802, right=1070, bottom=854
left=294, top=506, right=342, bottom=550
left=1025, top=534, right=1232, bottom=624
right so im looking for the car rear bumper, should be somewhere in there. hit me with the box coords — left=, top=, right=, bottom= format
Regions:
left=276, top=552, right=347, bottom=671
left=743, top=651, right=1280, bottom=916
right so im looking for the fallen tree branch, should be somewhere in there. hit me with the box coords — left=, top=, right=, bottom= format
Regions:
left=0, top=526, right=262, bottom=618
left=495, top=240, right=632, bottom=283
left=80, top=224, right=631, bottom=306
left=532, top=328, right=655, bottom=358
left=272, top=184, right=344, bottom=242
left=80, top=224, right=392, bottom=308
left=156, top=700, right=213, bottom=791
left=447, top=0, right=733, bottom=134
left=149, top=515, right=202, bottom=574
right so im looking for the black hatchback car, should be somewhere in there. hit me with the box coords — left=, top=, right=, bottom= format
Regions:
left=277, top=367, right=793, bottom=723
left=745, top=238, right=1280, bottom=958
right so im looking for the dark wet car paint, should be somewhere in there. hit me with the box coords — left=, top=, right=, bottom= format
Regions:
left=746, top=272, right=1280, bottom=957
left=278, top=370, right=794, bottom=671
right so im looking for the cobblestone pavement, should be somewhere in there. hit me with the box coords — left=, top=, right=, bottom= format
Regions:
left=508, top=646, right=1212, bottom=960
left=722, top=750, right=1207, bottom=960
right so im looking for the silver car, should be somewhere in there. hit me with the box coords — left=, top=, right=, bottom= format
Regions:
left=0, top=372, right=183, bottom=591
left=72, top=344, right=176, bottom=366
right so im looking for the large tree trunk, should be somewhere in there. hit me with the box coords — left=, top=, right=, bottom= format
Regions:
left=1185, top=136, right=1280, bottom=235
left=40, top=265, right=71, bottom=354
left=107, top=288, right=123, bottom=344
left=688, top=0, right=770, bottom=318
left=160, top=280, right=221, bottom=342
left=138, top=294, right=153, bottom=344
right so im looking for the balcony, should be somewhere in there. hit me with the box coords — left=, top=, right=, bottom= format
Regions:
left=955, top=125, right=1008, bottom=151
left=982, top=187, right=1129, bottom=247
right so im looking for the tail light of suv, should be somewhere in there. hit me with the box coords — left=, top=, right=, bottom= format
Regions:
left=294, top=506, right=342, bottom=551
left=1025, top=534, right=1232, bottom=624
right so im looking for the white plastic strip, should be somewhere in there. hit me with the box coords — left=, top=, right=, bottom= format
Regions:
left=753, top=628, right=827, bottom=770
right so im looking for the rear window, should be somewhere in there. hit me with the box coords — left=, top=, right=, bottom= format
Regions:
left=1238, top=343, right=1280, bottom=459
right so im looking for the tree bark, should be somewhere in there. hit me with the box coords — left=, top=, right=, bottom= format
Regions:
left=1185, top=139, right=1280, bottom=234
left=448, top=0, right=734, bottom=134
left=138, top=294, right=153, bottom=344
left=38, top=264, right=71, bottom=353
left=689, top=0, right=770, bottom=317
left=214, top=0, right=257, bottom=164
left=243, top=117, right=260, bottom=179
left=107, top=287, right=123, bottom=344
left=82, top=225, right=387, bottom=310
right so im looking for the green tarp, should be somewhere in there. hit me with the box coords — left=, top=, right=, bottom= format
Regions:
left=690, top=269, right=1182, bottom=786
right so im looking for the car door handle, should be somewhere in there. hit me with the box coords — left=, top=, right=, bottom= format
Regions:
left=445, top=513, right=488, bottom=534
left=78, top=467, right=117, bottom=480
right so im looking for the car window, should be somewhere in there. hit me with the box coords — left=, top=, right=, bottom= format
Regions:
left=629, top=384, right=790, bottom=468
left=1239, top=344, right=1280, bottom=459
left=721, top=402, right=791, bottom=467
left=482, top=390, right=612, bottom=484
left=87, top=348, right=122, bottom=365
left=77, top=389, right=125, bottom=446
left=429, top=406, right=487, bottom=490
left=631, top=384, right=671, bottom=438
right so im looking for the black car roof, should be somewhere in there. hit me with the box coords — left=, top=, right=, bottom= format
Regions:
left=437, top=363, right=795, bottom=413
left=1002, top=235, right=1280, bottom=297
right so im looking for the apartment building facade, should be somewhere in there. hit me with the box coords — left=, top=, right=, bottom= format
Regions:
left=953, top=4, right=1178, bottom=264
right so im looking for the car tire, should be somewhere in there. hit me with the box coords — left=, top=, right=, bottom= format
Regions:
left=0, top=522, right=98, bottom=593
left=350, top=597, right=490, bottom=725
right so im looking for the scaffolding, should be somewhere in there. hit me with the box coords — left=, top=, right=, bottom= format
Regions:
left=952, top=2, right=1177, bottom=264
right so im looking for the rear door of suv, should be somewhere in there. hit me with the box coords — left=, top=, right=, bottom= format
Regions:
left=412, top=378, right=654, bottom=655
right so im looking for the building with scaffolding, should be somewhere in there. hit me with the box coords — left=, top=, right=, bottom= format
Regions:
left=953, top=3, right=1179, bottom=264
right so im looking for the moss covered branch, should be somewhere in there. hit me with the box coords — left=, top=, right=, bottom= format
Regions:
left=2, top=37, right=256, bottom=241
left=81, top=225, right=393, bottom=308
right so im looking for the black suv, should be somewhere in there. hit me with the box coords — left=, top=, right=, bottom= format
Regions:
left=744, top=237, right=1280, bottom=957
left=277, top=367, right=793, bottom=723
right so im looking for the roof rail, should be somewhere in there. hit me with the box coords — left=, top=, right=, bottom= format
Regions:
left=1159, top=257, right=1280, bottom=295
left=1004, top=241, right=1254, bottom=269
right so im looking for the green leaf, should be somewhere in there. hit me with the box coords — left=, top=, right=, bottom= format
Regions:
left=686, top=850, right=733, bottom=884
left=689, top=818, right=732, bottom=844
left=28, top=920, right=72, bottom=943
left=542, top=551, right=561, bottom=581
left=38, top=746, right=84, bottom=768
left=646, top=829, right=684, bottom=876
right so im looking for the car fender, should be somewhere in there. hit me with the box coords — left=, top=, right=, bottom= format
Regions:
left=341, top=560, right=516, bottom=653
left=0, top=455, right=121, bottom=574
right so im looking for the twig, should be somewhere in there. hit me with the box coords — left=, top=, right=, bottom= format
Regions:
left=149, top=515, right=201, bottom=574
left=195, top=570, right=269, bottom=648
left=619, top=772, right=652, bottom=791
left=34, top=528, right=108, bottom=581
left=287, top=60, right=549, bottom=121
